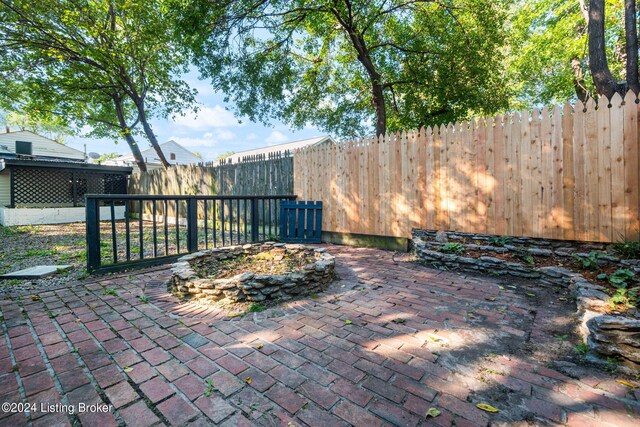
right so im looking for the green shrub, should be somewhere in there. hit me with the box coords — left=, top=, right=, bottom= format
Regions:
left=440, top=242, right=464, bottom=254
left=572, top=252, right=601, bottom=270
left=488, top=236, right=511, bottom=247
left=599, top=269, right=639, bottom=309
left=611, top=241, right=640, bottom=259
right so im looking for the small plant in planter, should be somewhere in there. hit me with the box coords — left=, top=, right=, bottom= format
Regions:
left=572, top=251, right=601, bottom=270
left=514, top=249, right=535, bottom=265
left=488, top=236, right=511, bottom=247
left=597, top=269, right=639, bottom=309
left=440, top=242, right=464, bottom=254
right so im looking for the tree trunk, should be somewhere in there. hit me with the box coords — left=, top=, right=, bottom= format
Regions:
left=571, top=58, right=590, bottom=102
left=345, top=31, right=386, bottom=136
left=112, top=93, right=147, bottom=172
left=588, top=0, right=624, bottom=99
left=134, top=99, right=170, bottom=169
left=625, top=0, right=639, bottom=94
left=123, top=132, right=147, bottom=172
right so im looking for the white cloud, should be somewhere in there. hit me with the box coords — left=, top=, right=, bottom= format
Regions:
left=169, top=129, right=236, bottom=151
left=246, top=132, right=257, bottom=141
left=265, top=131, right=289, bottom=145
left=171, top=105, right=243, bottom=130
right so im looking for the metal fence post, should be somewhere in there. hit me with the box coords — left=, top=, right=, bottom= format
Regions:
left=187, top=198, right=198, bottom=252
left=250, top=198, right=259, bottom=242
left=86, top=196, right=100, bottom=271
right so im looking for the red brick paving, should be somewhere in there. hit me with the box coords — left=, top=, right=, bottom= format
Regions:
left=0, top=245, right=638, bottom=426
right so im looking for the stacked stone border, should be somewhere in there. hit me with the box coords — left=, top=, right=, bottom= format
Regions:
left=412, top=229, right=640, bottom=373
left=169, top=242, right=335, bottom=303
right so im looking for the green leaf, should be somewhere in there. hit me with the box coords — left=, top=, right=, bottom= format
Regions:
left=476, top=403, right=499, bottom=413
left=426, top=407, right=441, bottom=418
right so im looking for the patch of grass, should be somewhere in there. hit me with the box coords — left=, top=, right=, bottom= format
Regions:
left=392, top=318, right=407, bottom=324
left=575, top=342, right=589, bottom=357
left=2, top=279, right=23, bottom=287
left=139, top=295, right=149, bottom=303
left=247, top=303, right=266, bottom=313
left=23, top=249, right=58, bottom=258
left=611, top=240, right=640, bottom=259
left=440, top=242, right=464, bottom=254
left=103, top=288, right=118, bottom=296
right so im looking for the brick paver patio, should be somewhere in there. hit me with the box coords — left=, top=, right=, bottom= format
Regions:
left=1, top=245, right=639, bottom=426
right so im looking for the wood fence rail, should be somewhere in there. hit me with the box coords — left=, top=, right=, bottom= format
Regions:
left=294, top=91, right=640, bottom=242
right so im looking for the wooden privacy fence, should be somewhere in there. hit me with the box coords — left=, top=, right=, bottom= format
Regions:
left=130, top=151, right=293, bottom=197
left=294, top=91, right=640, bottom=243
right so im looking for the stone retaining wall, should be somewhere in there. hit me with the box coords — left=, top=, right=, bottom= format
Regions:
left=413, top=231, right=640, bottom=373
left=169, top=243, right=335, bottom=303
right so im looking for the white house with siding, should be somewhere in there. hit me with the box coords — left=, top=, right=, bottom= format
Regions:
left=106, top=140, right=202, bottom=171
left=0, top=130, right=131, bottom=226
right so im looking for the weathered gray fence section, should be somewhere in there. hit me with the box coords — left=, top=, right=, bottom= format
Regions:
left=129, top=151, right=293, bottom=196
left=215, top=151, right=293, bottom=195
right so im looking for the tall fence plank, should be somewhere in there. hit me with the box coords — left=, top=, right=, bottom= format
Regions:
left=294, top=93, right=640, bottom=242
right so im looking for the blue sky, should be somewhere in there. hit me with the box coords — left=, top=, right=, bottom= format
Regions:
left=65, top=71, right=325, bottom=162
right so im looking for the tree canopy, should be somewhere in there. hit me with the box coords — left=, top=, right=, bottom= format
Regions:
left=1, top=0, right=638, bottom=145
left=507, top=0, right=632, bottom=107
left=177, top=0, right=511, bottom=137
left=0, top=0, right=196, bottom=170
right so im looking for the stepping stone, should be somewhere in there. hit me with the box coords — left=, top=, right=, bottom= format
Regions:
left=0, top=265, right=72, bottom=279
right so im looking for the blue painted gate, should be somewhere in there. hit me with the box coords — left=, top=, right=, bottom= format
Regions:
left=280, top=201, right=323, bottom=243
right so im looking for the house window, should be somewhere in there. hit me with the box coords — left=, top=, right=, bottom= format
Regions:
left=15, top=141, right=33, bottom=156
left=170, top=153, right=176, bottom=160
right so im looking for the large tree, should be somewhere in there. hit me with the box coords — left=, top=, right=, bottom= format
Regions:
left=177, top=0, right=510, bottom=137
left=0, top=0, right=196, bottom=170
left=506, top=0, right=630, bottom=107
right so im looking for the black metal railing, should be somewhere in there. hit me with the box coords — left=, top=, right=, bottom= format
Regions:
left=85, top=194, right=297, bottom=274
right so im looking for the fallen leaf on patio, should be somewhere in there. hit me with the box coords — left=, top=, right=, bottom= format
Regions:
left=616, top=380, right=638, bottom=388
left=30, top=295, right=40, bottom=300
left=468, top=314, right=476, bottom=319
left=256, top=344, right=264, bottom=350
left=344, top=320, right=352, bottom=325
left=74, top=319, right=81, bottom=323
left=123, top=366, right=133, bottom=373
left=426, top=407, right=441, bottom=418
left=245, top=377, right=252, bottom=384
left=392, top=318, right=406, bottom=324
left=497, top=308, right=507, bottom=313
left=476, top=403, right=499, bottom=413
left=526, top=293, right=536, bottom=297
left=485, top=297, right=496, bottom=301
left=88, top=305, right=96, bottom=310
left=427, top=334, right=444, bottom=342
